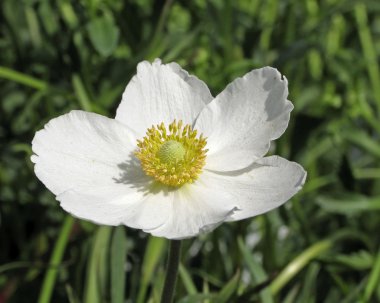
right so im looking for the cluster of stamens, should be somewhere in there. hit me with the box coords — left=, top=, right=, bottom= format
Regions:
left=135, top=120, right=208, bottom=187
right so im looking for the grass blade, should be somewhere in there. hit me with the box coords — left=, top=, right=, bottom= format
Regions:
left=72, top=74, right=93, bottom=112
left=355, top=3, right=380, bottom=114
left=179, top=263, right=197, bottom=295
left=111, top=226, right=128, bottom=303
left=215, top=270, right=240, bottom=303
left=237, top=236, right=274, bottom=303
left=84, top=226, right=112, bottom=303
left=37, top=216, right=74, bottom=303
left=136, top=237, right=166, bottom=303
left=0, top=66, right=48, bottom=90
left=270, top=240, right=332, bottom=295
left=363, top=248, right=380, bottom=302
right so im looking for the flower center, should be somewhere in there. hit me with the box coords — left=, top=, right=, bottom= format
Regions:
left=157, top=140, right=186, bottom=164
left=135, top=120, right=207, bottom=187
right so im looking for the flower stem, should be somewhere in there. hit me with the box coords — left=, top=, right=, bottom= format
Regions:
left=161, top=240, right=182, bottom=303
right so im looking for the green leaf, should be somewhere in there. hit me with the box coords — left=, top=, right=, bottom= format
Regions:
left=178, top=293, right=217, bottom=303
left=38, top=1, right=59, bottom=35
left=136, top=237, right=166, bottom=303
left=0, top=66, right=48, bottom=90
left=282, top=285, right=300, bottom=303
left=333, top=251, right=373, bottom=270
left=179, top=263, right=197, bottom=295
left=364, top=248, right=380, bottom=302
left=355, top=3, right=380, bottom=112
left=298, top=263, right=320, bottom=303
left=66, top=284, right=81, bottom=303
left=270, top=240, right=332, bottom=295
left=111, top=226, right=128, bottom=303
left=237, top=237, right=274, bottom=303
left=37, top=216, right=74, bottom=303
left=214, top=271, right=240, bottom=303
left=72, top=74, right=93, bottom=111
left=87, top=16, right=120, bottom=57
left=84, top=226, right=112, bottom=303
left=343, top=129, right=380, bottom=159
left=316, top=194, right=380, bottom=215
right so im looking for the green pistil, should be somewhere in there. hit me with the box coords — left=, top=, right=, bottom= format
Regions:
left=157, top=140, right=186, bottom=164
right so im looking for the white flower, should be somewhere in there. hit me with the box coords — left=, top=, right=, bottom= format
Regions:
left=31, top=59, right=306, bottom=239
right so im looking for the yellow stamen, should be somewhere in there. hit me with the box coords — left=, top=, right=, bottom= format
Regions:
left=135, top=120, right=208, bottom=187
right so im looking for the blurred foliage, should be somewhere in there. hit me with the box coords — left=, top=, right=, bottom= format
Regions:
left=1, top=0, right=380, bottom=302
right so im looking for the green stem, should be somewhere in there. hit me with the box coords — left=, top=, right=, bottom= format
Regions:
left=161, top=240, right=182, bottom=303
left=38, top=216, right=75, bottom=303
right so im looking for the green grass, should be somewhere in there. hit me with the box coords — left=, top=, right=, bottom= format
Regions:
left=1, top=0, right=380, bottom=302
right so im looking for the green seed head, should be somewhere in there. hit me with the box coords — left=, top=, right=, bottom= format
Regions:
left=157, top=140, right=186, bottom=164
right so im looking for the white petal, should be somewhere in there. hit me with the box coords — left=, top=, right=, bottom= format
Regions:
left=58, top=182, right=172, bottom=229
left=167, top=62, right=213, bottom=104
left=32, top=110, right=138, bottom=196
left=58, top=185, right=145, bottom=226
left=59, top=176, right=235, bottom=237
left=147, top=181, right=239, bottom=240
left=115, top=59, right=212, bottom=137
left=195, top=67, right=293, bottom=171
left=198, top=156, right=306, bottom=222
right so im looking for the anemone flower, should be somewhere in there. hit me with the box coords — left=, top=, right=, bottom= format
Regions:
left=32, top=59, right=306, bottom=240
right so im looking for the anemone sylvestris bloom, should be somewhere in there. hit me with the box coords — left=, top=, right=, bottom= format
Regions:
left=31, top=59, right=306, bottom=239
